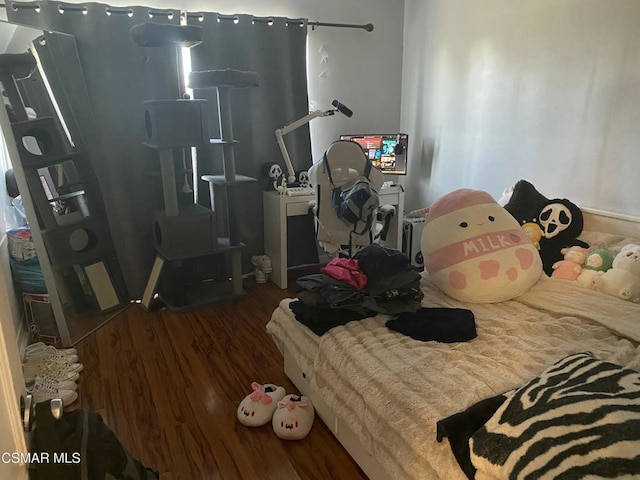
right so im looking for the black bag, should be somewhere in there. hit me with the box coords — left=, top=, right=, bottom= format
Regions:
left=29, top=401, right=159, bottom=480
left=323, top=151, right=380, bottom=235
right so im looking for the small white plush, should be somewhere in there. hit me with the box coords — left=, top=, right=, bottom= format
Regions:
left=576, top=269, right=603, bottom=290
left=237, top=382, right=286, bottom=427
left=594, top=244, right=640, bottom=303
left=272, top=394, right=315, bottom=440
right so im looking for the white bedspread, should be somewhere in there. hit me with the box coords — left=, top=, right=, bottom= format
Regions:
left=267, top=274, right=640, bottom=480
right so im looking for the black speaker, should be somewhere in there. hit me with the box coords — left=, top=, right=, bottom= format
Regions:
left=402, top=218, right=424, bottom=269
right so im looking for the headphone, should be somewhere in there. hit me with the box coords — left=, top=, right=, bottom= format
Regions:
left=394, top=142, right=405, bottom=155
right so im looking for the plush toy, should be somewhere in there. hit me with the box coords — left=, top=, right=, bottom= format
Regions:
left=521, top=222, right=542, bottom=250
left=584, top=248, right=614, bottom=272
left=594, top=244, right=640, bottom=303
left=502, top=180, right=589, bottom=275
left=575, top=247, right=613, bottom=289
left=260, top=162, right=284, bottom=191
left=576, top=269, right=604, bottom=290
left=422, top=188, right=543, bottom=303
left=551, top=246, right=589, bottom=281
left=503, top=180, right=549, bottom=223
left=537, top=198, right=589, bottom=275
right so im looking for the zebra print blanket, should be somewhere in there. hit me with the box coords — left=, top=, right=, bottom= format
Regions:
left=470, top=352, right=640, bottom=479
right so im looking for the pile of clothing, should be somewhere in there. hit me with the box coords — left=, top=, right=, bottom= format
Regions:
left=289, top=244, right=424, bottom=335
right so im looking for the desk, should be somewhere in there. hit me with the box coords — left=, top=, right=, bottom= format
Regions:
left=263, top=185, right=405, bottom=289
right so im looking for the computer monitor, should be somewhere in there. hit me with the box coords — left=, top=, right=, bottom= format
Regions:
left=339, top=133, right=408, bottom=175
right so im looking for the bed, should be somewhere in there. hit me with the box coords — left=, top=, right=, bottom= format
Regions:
left=266, top=207, right=640, bottom=480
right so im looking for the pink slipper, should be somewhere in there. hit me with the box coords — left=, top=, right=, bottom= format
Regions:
left=237, top=382, right=286, bottom=427
left=272, top=394, right=315, bottom=440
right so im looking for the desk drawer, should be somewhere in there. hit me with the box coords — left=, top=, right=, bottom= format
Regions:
left=287, top=201, right=313, bottom=216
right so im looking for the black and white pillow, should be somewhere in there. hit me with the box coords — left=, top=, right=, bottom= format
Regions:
left=470, top=352, right=640, bottom=479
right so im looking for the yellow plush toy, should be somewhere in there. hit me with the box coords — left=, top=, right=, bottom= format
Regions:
left=422, top=189, right=543, bottom=303
left=521, top=222, right=542, bottom=250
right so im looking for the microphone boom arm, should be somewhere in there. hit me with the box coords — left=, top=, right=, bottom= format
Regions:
left=275, top=100, right=353, bottom=184
left=275, top=109, right=334, bottom=183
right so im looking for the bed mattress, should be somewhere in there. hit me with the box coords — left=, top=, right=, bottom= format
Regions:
left=267, top=273, right=640, bottom=480
left=266, top=298, right=322, bottom=377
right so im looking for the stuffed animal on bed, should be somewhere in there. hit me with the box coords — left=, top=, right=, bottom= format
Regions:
left=521, top=222, right=542, bottom=250
left=584, top=248, right=615, bottom=272
left=502, top=180, right=548, bottom=222
left=502, top=180, right=589, bottom=276
left=594, top=244, right=640, bottom=303
left=576, top=269, right=604, bottom=290
left=422, top=188, right=543, bottom=303
left=537, top=198, right=590, bottom=275
left=551, top=246, right=589, bottom=281
left=575, top=248, right=614, bottom=289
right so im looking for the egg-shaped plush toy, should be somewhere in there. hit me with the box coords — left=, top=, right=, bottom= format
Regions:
left=422, top=189, right=543, bottom=303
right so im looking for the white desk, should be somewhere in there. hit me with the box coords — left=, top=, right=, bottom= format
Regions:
left=263, top=185, right=405, bottom=289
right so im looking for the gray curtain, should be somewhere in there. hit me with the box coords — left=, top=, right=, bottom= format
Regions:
left=8, top=3, right=310, bottom=298
left=187, top=13, right=311, bottom=268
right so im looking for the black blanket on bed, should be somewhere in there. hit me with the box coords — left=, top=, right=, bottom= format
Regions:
left=436, top=393, right=507, bottom=479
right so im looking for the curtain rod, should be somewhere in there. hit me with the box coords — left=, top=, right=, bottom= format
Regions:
left=308, top=21, right=374, bottom=32
left=186, top=12, right=374, bottom=32
left=1, top=4, right=374, bottom=32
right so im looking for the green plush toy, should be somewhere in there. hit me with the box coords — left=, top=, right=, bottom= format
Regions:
left=584, top=248, right=614, bottom=272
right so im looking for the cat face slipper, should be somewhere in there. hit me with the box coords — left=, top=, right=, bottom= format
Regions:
left=237, top=382, right=286, bottom=427
left=272, top=394, right=315, bottom=440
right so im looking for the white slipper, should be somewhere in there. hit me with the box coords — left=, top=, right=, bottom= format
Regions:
left=272, top=394, right=315, bottom=440
left=237, top=382, right=286, bottom=427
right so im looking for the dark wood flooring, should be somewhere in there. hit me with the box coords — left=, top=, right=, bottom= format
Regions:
left=73, top=276, right=367, bottom=480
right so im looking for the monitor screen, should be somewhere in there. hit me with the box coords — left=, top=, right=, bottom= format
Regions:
left=339, top=133, right=408, bottom=175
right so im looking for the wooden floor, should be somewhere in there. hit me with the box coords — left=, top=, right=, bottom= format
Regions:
left=72, top=277, right=367, bottom=480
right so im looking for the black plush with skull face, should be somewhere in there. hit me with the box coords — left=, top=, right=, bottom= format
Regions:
left=539, top=199, right=583, bottom=240
left=502, top=180, right=590, bottom=276
left=538, top=198, right=589, bottom=275
left=503, top=179, right=549, bottom=224
left=260, top=162, right=284, bottom=191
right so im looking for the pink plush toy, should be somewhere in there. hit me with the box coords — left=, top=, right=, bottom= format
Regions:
left=551, top=246, right=590, bottom=281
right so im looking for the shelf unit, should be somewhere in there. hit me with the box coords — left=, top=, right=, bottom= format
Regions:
left=0, top=52, right=127, bottom=345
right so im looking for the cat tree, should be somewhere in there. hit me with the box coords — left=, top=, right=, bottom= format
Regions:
left=134, top=23, right=258, bottom=311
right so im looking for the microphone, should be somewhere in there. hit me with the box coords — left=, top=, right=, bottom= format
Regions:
left=331, top=99, right=353, bottom=118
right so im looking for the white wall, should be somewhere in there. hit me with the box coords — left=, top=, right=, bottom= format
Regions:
left=0, top=43, right=30, bottom=473
left=1, top=22, right=36, bottom=346
left=401, top=0, right=640, bottom=215
left=31, top=0, right=405, bottom=164
left=0, top=128, right=24, bottom=344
